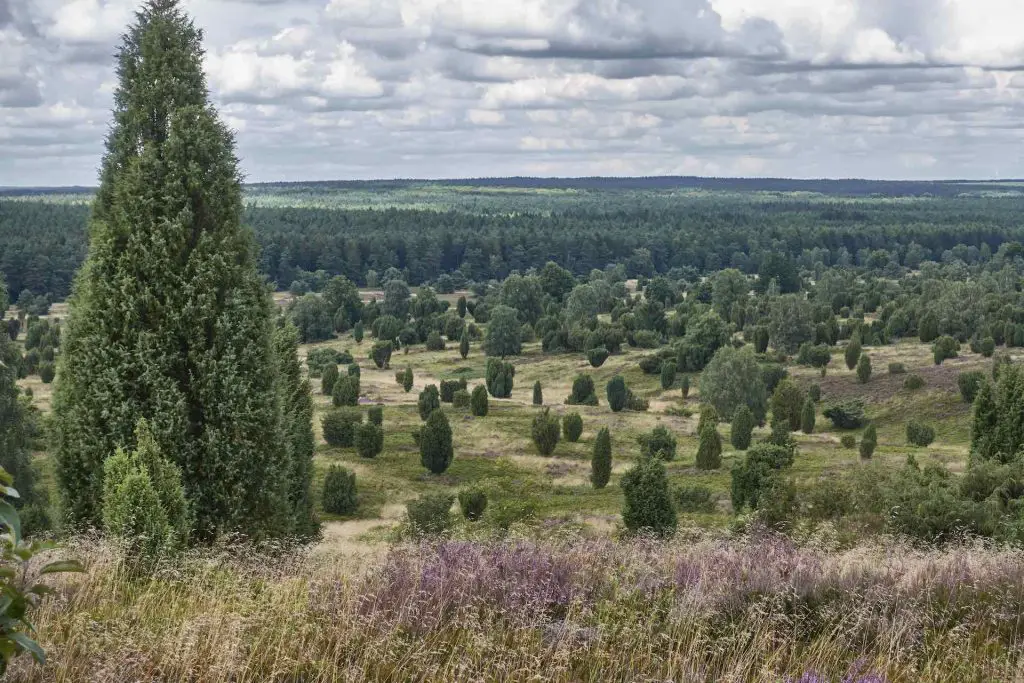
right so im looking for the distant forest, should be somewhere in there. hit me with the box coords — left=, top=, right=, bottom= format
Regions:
left=3, top=179, right=1024, bottom=299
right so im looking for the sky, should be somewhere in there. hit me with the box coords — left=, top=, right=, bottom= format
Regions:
left=3, top=0, right=1024, bottom=186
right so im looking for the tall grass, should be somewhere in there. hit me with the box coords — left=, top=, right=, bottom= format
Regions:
left=10, top=533, right=1024, bottom=681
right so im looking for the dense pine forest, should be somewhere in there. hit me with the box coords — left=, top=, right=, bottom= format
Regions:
left=4, top=188, right=1024, bottom=300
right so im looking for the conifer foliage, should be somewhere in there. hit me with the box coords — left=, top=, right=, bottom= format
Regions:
left=53, top=1, right=310, bottom=541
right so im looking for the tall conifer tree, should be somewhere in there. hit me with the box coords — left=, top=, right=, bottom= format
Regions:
left=53, top=0, right=297, bottom=540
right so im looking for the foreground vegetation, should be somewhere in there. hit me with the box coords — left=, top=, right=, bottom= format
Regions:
left=7, top=534, right=1024, bottom=682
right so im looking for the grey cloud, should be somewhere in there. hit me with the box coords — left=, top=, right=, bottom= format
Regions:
left=4, top=0, right=1024, bottom=185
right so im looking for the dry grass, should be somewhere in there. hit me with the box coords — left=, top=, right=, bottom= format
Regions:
left=9, top=534, right=1024, bottom=682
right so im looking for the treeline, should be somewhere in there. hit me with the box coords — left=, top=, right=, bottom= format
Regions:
left=5, top=193, right=1024, bottom=299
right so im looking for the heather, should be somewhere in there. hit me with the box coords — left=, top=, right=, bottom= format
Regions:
left=10, top=534, right=1024, bottom=682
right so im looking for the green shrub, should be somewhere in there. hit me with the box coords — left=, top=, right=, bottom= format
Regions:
left=322, top=465, right=357, bottom=515
left=906, top=420, right=936, bottom=447
left=639, top=425, right=677, bottom=461
left=370, top=340, right=393, bottom=369
left=621, top=457, right=677, bottom=538
left=673, top=485, right=716, bottom=513
left=354, top=422, right=384, bottom=459
left=808, top=383, right=821, bottom=402
left=332, top=375, right=359, bottom=407
left=823, top=399, right=866, bottom=429
left=681, top=374, right=690, bottom=398
left=38, top=362, right=55, bottom=384
left=587, top=346, right=610, bottom=367
left=607, top=376, right=628, bottom=412
left=800, top=396, right=816, bottom=434
left=591, top=427, right=612, bottom=489
left=440, top=378, right=467, bottom=403
left=860, top=424, right=877, bottom=459
left=695, top=422, right=722, bottom=470
left=485, top=358, right=515, bottom=398
left=485, top=499, right=537, bottom=531
left=844, top=333, right=862, bottom=370
left=567, top=375, right=599, bottom=405
left=418, top=385, right=441, bottom=421
left=406, top=494, right=454, bottom=537
left=321, top=363, right=339, bottom=395
left=697, top=404, right=719, bottom=435
left=366, top=405, right=383, bottom=426
left=888, top=362, right=906, bottom=375
left=904, top=374, right=926, bottom=390
left=932, top=335, right=960, bottom=365
left=101, top=420, right=188, bottom=561
left=981, top=336, right=996, bottom=358
left=626, top=391, right=650, bottom=412
left=856, top=354, right=872, bottom=384
left=470, top=385, right=489, bottom=416
left=400, top=366, right=414, bottom=392
left=840, top=434, right=857, bottom=449
left=770, top=379, right=805, bottom=432
left=562, top=412, right=583, bottom=442
left=452, top=389, right=471, bottom=409
left=730, top=442, right=795, bottom=514
left=637, top=356, right=662, bottom=376
left=532, top=381, right=544, bottom=406
left=958, top=371, right=986, bottom=403
left=425, top=331, right=445, bottom=351
left=634, top=330, right=661, bottom=349
left=307, top=348, right=350, bottom=377
left=458, top=489, right=488, bottom=521
left=730, top=405, right=754, bottom=450
left=420, top=410, right=454, bottom=474
left=353, top=322, right=364, bottom=343
left=0, top=466, right=82, bottom=672
left=322, top=409, right=362, bottom=447
left=660, top=361, right=677, bottom=390
left=531, top=408, right=561, bottom=456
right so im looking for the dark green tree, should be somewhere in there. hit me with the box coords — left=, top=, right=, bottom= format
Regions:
left=353, top=321, right=364, bottom=344
left=370, top=340, right=393, bottom=369
left=458, top=489, right=487, bottom=521
left=591, top=427, right=612, bottom=489
left=402, top=366, right=414, bottom=393
left=699, top=346, right=768, bottom=422
left=53, top=1, right=292, bottom=540
left=419, top=409, right=454, bottom=474
left=532, top=381, right=543, bottom=406
left=459, top=328, right=470, bottom=359
left=456, top=295, right=467, bottom=319
left=639, top=425, right=677, bottom=461
left=621, top=457, right=677, bottom=537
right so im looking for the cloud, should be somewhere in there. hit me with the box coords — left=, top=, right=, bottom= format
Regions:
left=4, top=0, right=1024, bottom=184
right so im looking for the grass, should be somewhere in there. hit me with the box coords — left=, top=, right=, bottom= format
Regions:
left=10, top=534, right=1024, bottom=682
